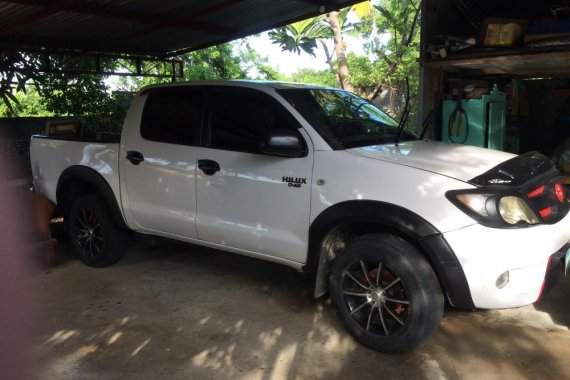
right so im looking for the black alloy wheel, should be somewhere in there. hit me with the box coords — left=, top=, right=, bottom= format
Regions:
left=68, top=194, right=128, bottom=267
left=341, top=258, right=410, bottom=336
left=330, top=233, right=444, bottom=354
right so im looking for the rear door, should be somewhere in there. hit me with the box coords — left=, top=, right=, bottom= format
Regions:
left=120, top=88, right=205, bottom=238
left=195, top=86, right=313, bottom=263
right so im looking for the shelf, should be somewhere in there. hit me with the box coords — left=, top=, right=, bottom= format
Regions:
left=423, top=48, right=570, bottom=77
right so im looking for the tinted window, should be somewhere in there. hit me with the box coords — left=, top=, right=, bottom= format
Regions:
left=210, top=88, right=299, bottom=153
left=141, top=91, right=205, bottom=145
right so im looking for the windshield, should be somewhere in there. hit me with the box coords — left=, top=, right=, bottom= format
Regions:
left=277, top=88, right=417, bottom=149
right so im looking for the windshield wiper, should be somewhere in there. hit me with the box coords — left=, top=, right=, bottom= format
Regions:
left=395, top=78, right=411, bottom=146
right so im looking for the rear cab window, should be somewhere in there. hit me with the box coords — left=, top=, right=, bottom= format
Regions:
left=140, top=89, right=206, bottom=146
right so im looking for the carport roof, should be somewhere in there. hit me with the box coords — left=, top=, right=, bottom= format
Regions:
left=0, top=0, right=363, bottom=57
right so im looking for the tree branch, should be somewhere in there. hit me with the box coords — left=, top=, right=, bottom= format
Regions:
left=318, top=38, right=335, bottom=70
left=327, top=11, right=354, bottom=92
left=377, top=48, right=393, bottom=66
left=404, top=5, right=421, bottom=47
left=318, top=38, right=342, bottom=86
left=368, top=2, right=421, bottom=101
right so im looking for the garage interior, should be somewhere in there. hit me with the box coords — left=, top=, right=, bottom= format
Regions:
left=1, top=0, right=570, bottom=379
left=421, top=0, right=570, bottom=173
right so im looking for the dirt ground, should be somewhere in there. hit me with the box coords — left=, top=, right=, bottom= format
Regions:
left=31, top=239, right=570, bottom=380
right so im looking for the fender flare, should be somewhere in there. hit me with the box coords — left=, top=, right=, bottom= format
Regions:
left=56, top=165, right=128, bottom=230
left=307, top=200, right=474, bottom=309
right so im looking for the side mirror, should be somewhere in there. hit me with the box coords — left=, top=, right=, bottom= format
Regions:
left=260, top=129, right=307, bottom=158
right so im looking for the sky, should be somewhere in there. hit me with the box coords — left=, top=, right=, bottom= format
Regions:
left=107, top=7, right=379, bottom=88
left=245, top=32, right=330, bottom=76
left=245, top=31, right=368, bottom=76
left=242, top=6, right=377, bottom=77
left=107, top=32, right=333, bottom=89
left=107, top=31, right=368, bottom=89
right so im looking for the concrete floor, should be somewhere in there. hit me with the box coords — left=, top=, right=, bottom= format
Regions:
left=33, top=239, right=570, bottom=380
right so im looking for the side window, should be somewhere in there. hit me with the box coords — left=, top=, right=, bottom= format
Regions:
left=210, top=89, right=299, bottom=153
left=140, top=91, right=204, bottom=146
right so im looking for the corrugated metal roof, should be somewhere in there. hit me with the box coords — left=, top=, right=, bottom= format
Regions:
left=0, top=2, right=36, bottom=28
left=0, top=0, right=364, bottom=57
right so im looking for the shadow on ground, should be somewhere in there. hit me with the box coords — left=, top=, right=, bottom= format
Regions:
left=34, top=239, right=570, bottom=379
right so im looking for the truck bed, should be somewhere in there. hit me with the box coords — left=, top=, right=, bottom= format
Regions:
left=30, top=135, right=121, bottom=206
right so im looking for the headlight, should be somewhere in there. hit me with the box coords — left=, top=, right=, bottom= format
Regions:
left=447, top=190, right=539, bottom=228
left=498, top=196, right=539, bottom=225
left=455, top=193, right=492, bottom=218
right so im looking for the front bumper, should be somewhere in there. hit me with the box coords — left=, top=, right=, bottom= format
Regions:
left=443, top=211, right=570, bottom=309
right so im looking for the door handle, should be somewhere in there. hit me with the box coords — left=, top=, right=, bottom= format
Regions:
left=198, top=159, right=221, bottom=175
left=126, top=151, right=144, bottom=165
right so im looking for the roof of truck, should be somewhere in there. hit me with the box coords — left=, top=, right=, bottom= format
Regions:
left=138, top=80, right=336, bottom=95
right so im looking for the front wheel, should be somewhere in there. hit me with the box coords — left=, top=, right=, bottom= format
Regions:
left=329, top=233, right=444, bottom=354
left=68, top=194, right=128, bottom=267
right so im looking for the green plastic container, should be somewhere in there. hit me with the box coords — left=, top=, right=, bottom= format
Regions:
left=442, top=87, right=506, bottom=151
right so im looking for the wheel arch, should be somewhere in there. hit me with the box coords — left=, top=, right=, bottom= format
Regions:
left=56, top=165, right=128, bottom=230
left=306, top=200, right=475, bottom=309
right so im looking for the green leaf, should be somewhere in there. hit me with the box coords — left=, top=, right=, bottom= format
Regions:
left=1, top=92, right=16, bottom=115
left=338, top=8, right=351, bottom=27
left=351, top=2, right=371, bottom=19
left=3, top=90, right=19, bottom=104
left=269, top=16, right=332, bottom=57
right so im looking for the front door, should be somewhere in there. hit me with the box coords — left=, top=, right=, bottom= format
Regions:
left=196, top=87, right=313, bottom=263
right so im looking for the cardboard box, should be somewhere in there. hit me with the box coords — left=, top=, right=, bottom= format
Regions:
left=481, top=19, right=528, bottom=47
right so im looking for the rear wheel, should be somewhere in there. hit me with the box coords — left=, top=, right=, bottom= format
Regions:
left=68, top=194, right=128, bottom=267
left=329, top=233, right=443, bottom=354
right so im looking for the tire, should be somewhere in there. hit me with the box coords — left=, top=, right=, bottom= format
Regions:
left=68, top=194, right=128, bottom=267
left=329, top=233, right=444, bottom=354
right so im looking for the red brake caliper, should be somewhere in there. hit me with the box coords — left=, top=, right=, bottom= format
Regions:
left=380, top=269, right=406, bottom=314
left=90, top=214, right=102, bottom=245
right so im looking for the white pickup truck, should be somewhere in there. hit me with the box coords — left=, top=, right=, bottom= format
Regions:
left=30, top=80, right=570, bottom=353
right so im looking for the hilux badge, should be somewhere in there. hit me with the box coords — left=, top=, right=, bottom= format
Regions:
left=283, top=176, right=307, bottom=188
